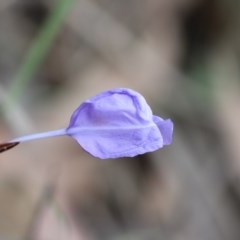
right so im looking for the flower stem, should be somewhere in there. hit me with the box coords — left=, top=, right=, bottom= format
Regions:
left=9, top=128, right=67, bottom=143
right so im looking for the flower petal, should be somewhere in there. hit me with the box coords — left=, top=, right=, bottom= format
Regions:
left=67, top=88, right=172, bottom=159
left=153, top=116, right=173, bottom=145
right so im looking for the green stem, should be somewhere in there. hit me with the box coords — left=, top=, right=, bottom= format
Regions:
left=6, top=0, right=75, bottom=109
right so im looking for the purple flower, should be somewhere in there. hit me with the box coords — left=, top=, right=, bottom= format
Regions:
left=3, top=88, right=173, bottom=159
left=67, top=88, right=173, bottom=158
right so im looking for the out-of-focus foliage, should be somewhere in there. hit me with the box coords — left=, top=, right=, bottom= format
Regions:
left=0, top=0, right=240, bottom=239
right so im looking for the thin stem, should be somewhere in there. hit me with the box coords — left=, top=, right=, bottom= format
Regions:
left=7, top=123, right=158, bottom=143
left=9, top=128, right=67, bottom=143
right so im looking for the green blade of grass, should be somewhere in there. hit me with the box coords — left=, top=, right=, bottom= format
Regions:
left=6, top=0, right=75, bottom=108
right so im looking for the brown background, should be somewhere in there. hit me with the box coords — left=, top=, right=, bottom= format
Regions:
left=0, top=0, right=240, bottom=239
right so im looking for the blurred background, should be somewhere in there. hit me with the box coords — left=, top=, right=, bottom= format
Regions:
left=0, top=0, right=240, bottom=239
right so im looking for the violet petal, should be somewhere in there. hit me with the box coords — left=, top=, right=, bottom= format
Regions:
left=67, top=88, right=173, bottom=159
left=153, top=116, right=173, bottom=145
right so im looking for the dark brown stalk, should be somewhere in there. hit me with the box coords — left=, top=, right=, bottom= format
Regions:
left=0, top=142, right=19, bottom=153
